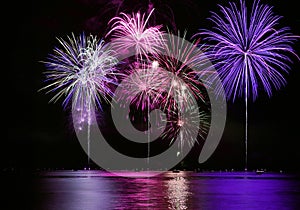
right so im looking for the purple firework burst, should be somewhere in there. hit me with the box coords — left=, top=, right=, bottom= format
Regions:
left=194, top=0, right=299, bottom=170
left=195, top=0, right=299, bottom=101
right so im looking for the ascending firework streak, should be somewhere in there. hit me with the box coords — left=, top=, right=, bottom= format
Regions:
left=40, top=33, right=119, bottom=167
left=195, top=0, right=299, bottom=170
left=105, top=8, right=164, bottom=60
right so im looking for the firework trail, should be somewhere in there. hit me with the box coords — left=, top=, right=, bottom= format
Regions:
left=40, top=32, right=119, bottom=166
left=105, top=8, right=165, bottom=60
left=194, top=0, right=299, bottom=170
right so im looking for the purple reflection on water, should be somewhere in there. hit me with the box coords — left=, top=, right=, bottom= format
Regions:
left=189, top=172, right=300, bottom=210
left=31, top=171, right=300, bottom=210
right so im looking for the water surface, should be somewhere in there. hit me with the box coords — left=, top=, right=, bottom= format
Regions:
left=28, top=170, right=300, bottom=209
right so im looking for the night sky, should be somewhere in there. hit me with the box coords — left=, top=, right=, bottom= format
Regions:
left=4, top=0, right=300, bottom=172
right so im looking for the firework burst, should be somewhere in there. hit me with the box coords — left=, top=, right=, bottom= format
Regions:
left=40, top=33, right=118, bottom=113
left=195, top=0, right=299, bottom=101
left=40, top=33, right=119, bottom=166
left=194, top=0, right=299, bottom=170
left=151, top=31, right=210, bottom=111
left=145, top=31, right=212, bottom=148
left=117, top=61, right=168, bottom=111
left=161, top=107, right=210, bottom=149
left=105, top=8, right=164, bottom=59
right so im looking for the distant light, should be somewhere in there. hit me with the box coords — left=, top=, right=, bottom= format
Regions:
left=172, top=80, right=178, bottom=87
left=152, top=60, right=159, bottom=69
left=177, top=120, right=184, bottom=126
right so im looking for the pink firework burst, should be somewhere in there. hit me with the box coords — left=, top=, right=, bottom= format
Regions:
left=117, top=61, right=168, bottom=111
left=105, top=8, right=164, bottom=59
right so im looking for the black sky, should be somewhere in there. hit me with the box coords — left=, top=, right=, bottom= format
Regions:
left=4, top=0, right=300, bottom=172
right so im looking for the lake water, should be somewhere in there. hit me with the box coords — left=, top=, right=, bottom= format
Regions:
left=5, top=170, right=300, bottom=210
